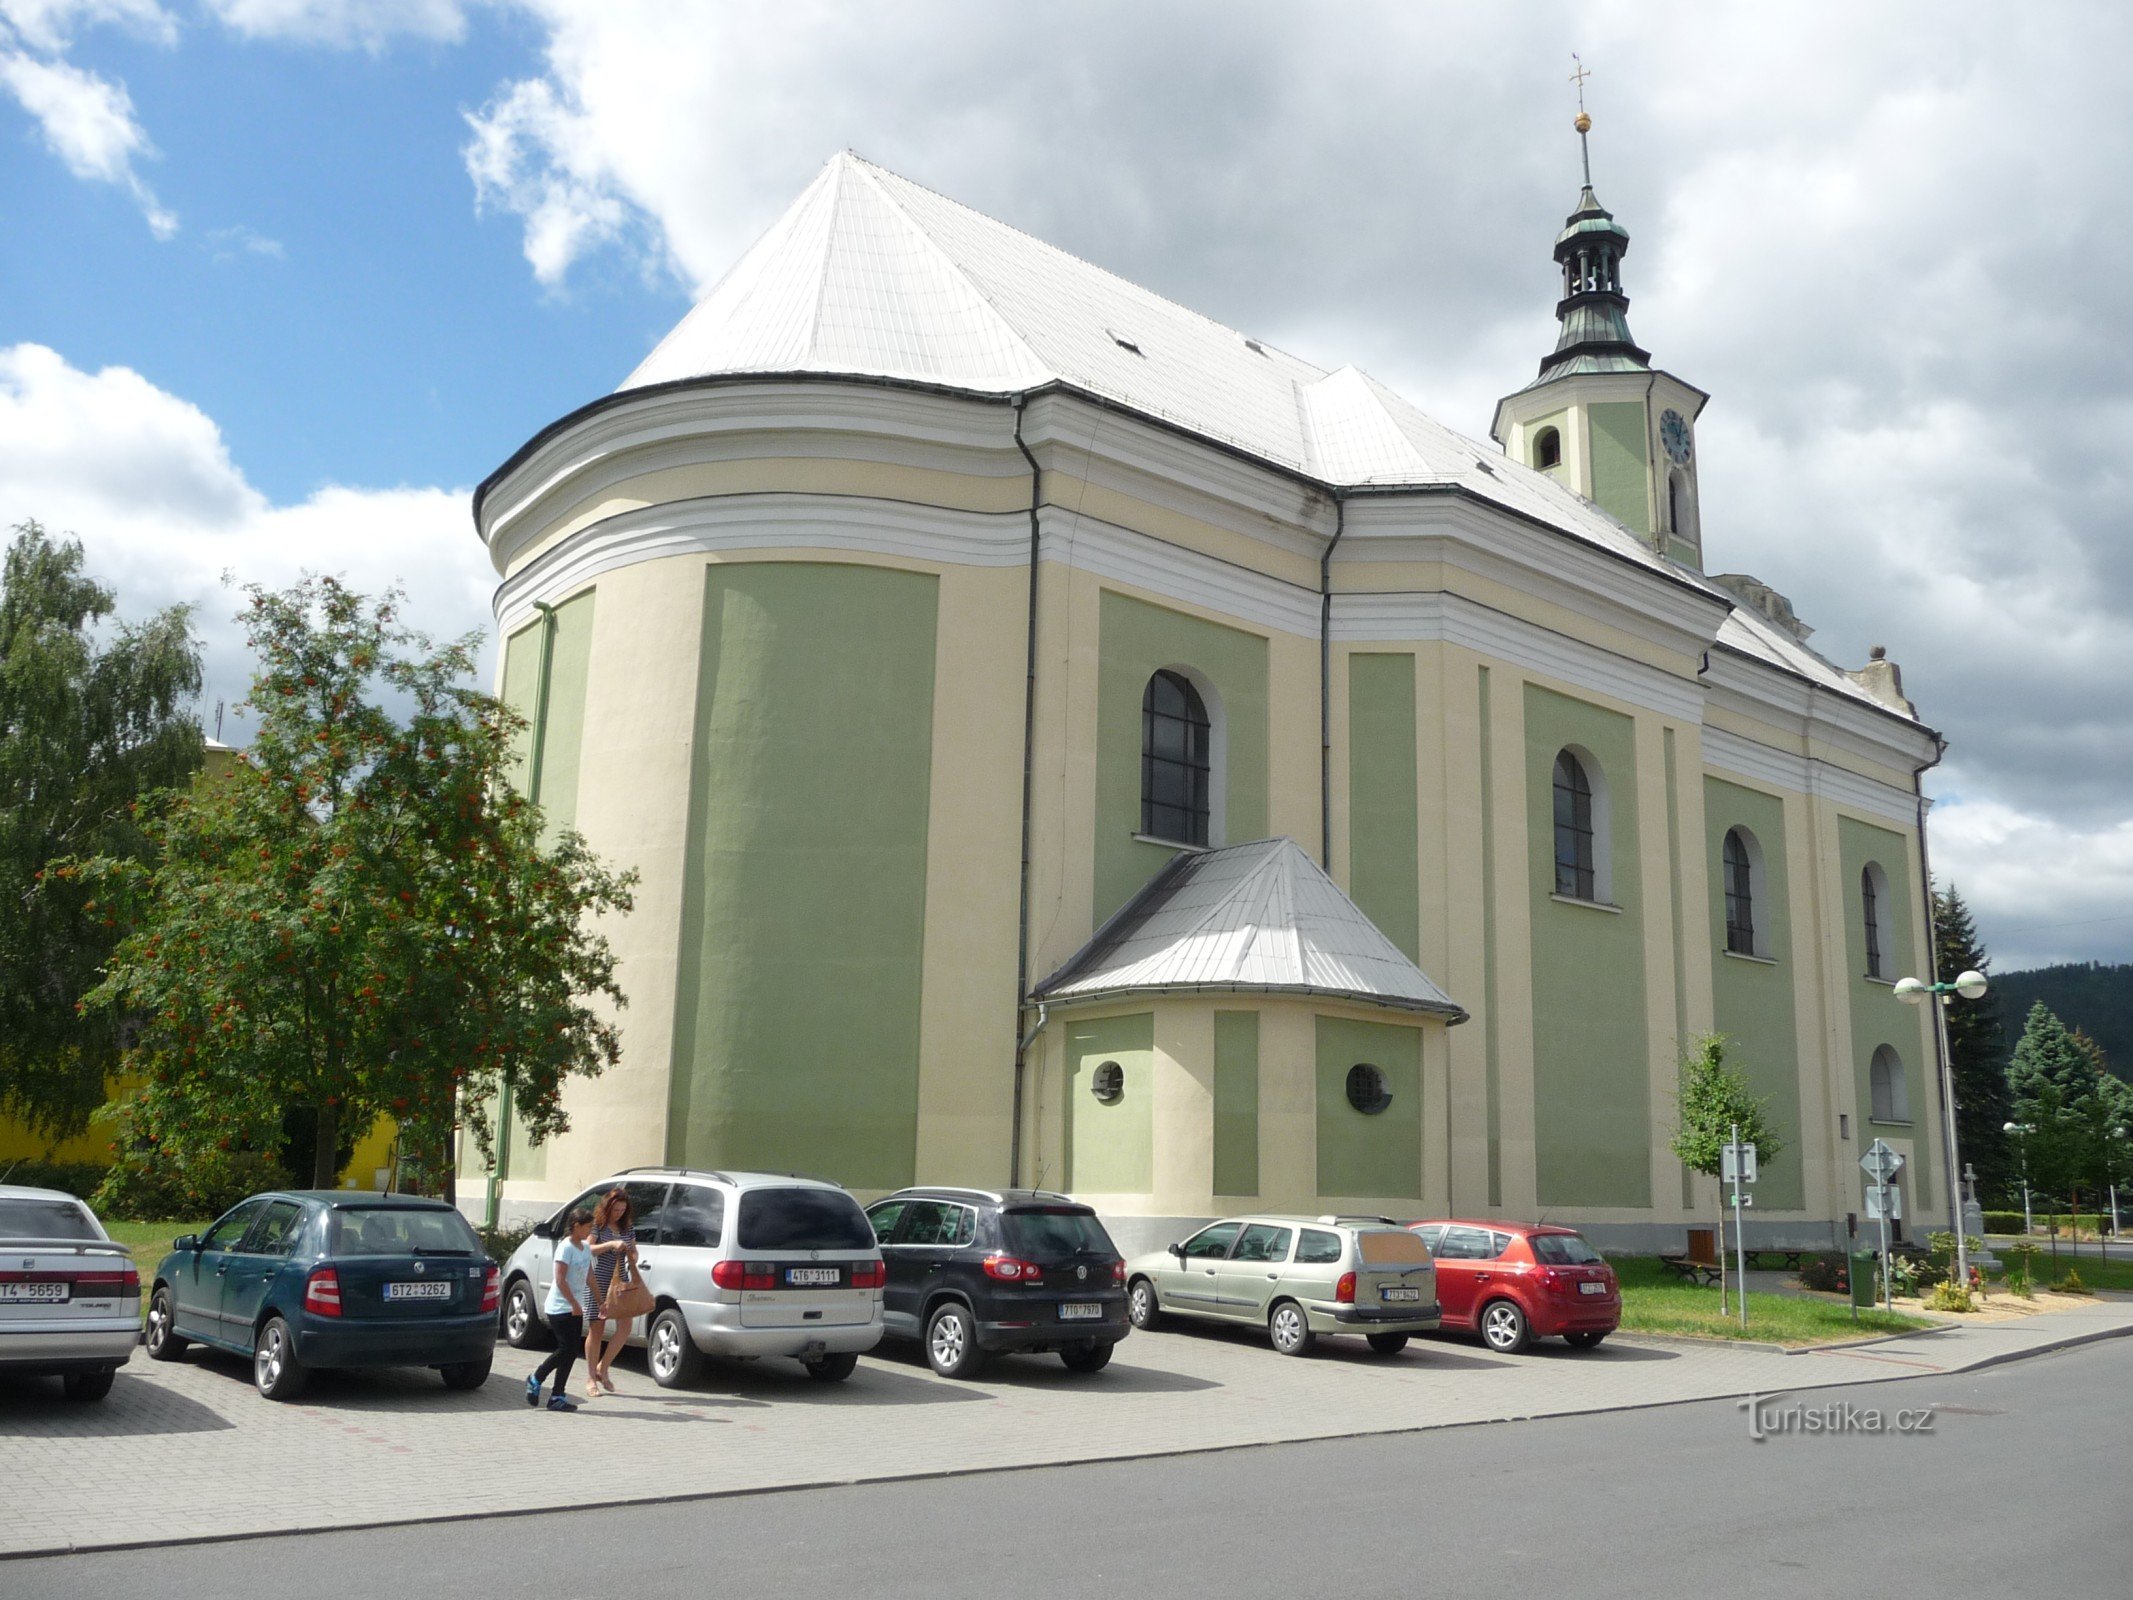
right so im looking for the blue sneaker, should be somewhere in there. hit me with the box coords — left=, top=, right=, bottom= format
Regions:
left=546, top=1393, right=578, bottom=1411
left=524, top=1374, right=540, bottom=1407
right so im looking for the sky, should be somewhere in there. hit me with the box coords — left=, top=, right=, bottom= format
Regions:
left=2, top=0, right=2128, bottom=972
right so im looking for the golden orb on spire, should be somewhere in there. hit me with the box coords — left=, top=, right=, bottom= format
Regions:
left=1574, top=110, right=1592, bottom=134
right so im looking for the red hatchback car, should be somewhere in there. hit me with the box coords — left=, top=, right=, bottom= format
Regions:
left=1410, top=1220, right=1619, bottom=1354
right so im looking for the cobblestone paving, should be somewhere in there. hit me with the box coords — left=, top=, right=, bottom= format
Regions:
left=5, top=1300, right=2129, bottom=1557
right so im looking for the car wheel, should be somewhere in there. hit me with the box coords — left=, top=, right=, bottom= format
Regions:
left=144, top=1286, right=188, bottom=1361
left=253, top=1316, right=309, bottom=1401
left=647, top=1307, right=703, bottom=1389
left=1365, top=1331, right=1410, bottom=1356
left=1127, top=1276, right=1163, bottom=1330
left=925, top=1302, right=986, bottom=1379
left=1565, top=1330, right=1608, bottom=1349
left=501, top=1278, right=551, bottom=1349
left=1268, top=1300, right=1315, bottom=1357
left=803, top=1352, right=859, bottom=1383
left=1059, top=1339, right=1114, bottom=1373
left=440, top=1357, right=492, bottom=1390
left=63, top=1367, right=116, bottom=1401
left=1480, top=1299, right=1530, bottom=1355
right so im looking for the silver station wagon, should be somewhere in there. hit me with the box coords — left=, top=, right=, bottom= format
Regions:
left=1125, top=1214, right=1440, bottom=1355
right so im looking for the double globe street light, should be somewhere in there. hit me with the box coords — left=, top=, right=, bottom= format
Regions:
left=1895, top=968, right=1990, bottom=1287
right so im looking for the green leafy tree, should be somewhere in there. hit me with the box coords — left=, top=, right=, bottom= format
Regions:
left=1934, top=883, right=2010, bottom=1200
left=2068, top=1029, right=2132, bottom=1252
left=1669, top=1033, right=1785, bottom=1304
left=77, top=577, right=635, bottom=1194
left=2007, top=1002, right=2095, bottom=1265
left=0, top=522, right=202, bottom=1141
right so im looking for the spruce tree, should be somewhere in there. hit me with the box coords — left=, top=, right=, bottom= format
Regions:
left=2008, top=1003, right=2092, bottom=1243
left=1934, top=883, right=2010, bottom=1200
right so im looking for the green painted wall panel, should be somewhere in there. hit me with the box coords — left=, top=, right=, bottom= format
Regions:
left=1524, top=684, right=1650, bottom=1209
left=535, top=591, right=596, bottom=837
left=1094, top=591, right=1269, bottom=923
left=500, top=622, right=542, bottom=793
left=1588, top=401, right=1650, bottom=535
left=668, top=563, right=939, bottom=1189
left=1704, top=778, right=1803, bottom=1210
left=1839, top=817, right=1932, bottom=1204
left=1315, top=1015, right=1422, bottom=1200
left=1213, top=1011, right=1260, bottom=1197
left=1347, top=654, right=1421, bottom=962
left=1066, top=1012, right=1155, bottom=1193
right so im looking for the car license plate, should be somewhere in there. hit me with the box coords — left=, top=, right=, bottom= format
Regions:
left=787, top=1267, right=840, bottom=1287
left=0, top=1281, right=68, bottom=1303
left=383, top=1281, right=452, bottom=1302
left=1380, top=1286, right=1421, bottom=1302
left=1059, top=1302, right=1102, bottom=1320
left=1579, top=1281, right=1608, bottom=1295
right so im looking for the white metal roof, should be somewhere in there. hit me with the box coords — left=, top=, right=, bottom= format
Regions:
left=1032, top=838, right=1465, bottom=1020
left=1714, top=605, right=1894, bottom=715
left=622, top=152, right=1672, bottom=578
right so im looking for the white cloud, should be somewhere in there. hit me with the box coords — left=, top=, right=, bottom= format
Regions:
left=0, top=48, right=174, bottom=233
left=0, top=343, right=491, bottom=740
left=0, top=0, right=174, bottom=54
left=202, top=0, right=471, bottom=51
left=1930, top=791, right=2133, bottom=969
left=463, top=74, right=628, bottom=287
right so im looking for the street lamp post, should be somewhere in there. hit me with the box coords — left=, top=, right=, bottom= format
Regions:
left=1895, top=967, right=1988, bottom=1289
left=2005, top=1120, right=2034, bottom=1235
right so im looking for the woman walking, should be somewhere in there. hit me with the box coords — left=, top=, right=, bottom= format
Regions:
left=584, top=1187, right=639, bottom=1397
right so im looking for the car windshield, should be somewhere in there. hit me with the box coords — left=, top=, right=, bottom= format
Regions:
left=1005, top=1208, right=1113, bottom=1258
left=735, top=1188, right=874, bottom=1251
left=0, top=1197, right=98, bottom=1240
left=1529, top=1232, right=1605, bottom=1265
left=330, top=1207, right=481, bottom=1256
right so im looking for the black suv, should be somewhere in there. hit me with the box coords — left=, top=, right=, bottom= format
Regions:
left=863, top=1188, right=1129, bottom=1377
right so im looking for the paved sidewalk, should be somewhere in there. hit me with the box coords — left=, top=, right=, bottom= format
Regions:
left=5, top=1298, right=2129, bottom=1559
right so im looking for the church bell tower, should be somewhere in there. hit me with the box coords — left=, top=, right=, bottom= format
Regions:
left=1491, top=84, right=1709, bottom=569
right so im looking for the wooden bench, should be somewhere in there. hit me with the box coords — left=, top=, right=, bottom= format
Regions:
left=1745, top=1249, right=1806, bottom=1272
left=1658, top=1227, right=1723, bottom=1287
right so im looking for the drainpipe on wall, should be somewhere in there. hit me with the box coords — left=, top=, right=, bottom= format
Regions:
left=1319, top=494, right=1347, bottom=872
left=1912, top=732, right=1969, bottom=1287
left=1009, top=398, right=1042, bottom=1188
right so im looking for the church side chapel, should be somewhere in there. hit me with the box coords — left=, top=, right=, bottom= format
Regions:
left=468, top=112, right=1947, bottom=1251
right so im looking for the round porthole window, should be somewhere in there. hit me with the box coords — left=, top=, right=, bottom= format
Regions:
left=1346, top=1063, right=1391, bottom=1115
left=1091, top=1061, right=1125, bottom=1104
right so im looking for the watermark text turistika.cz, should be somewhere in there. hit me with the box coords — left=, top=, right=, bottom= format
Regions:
left=1738, top=1392, right=1937, bottom=1441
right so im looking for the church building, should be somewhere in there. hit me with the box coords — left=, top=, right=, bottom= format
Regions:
left=467, top=140, right=1949, bottom=1250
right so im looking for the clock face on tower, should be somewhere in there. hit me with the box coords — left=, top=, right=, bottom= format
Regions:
left=1660, top=409, right=1693, bottom=466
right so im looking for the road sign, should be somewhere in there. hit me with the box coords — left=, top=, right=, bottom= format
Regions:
left=1864, top=1182, right=1902, bottom=1221
left=1722, top=1143, right=1759, bottom=1184
left=1730, top=1191, right=1755, bottom=1208
left=1860, top=1139, right=1904, bottom=1183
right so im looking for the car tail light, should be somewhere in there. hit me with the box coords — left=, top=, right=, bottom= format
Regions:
left=1335, top=1271, right=1356, bottom=1304
left=72, top=1267, right=139, bottom=1295
left=851, top=1260, right=886, bottom=1290
left=1112, top=1259, right=1126, bottom=1285
left=480, top=1264, right=501, bottom=1314
left=1544, top=1269, right=1566, bottom=1292
left=304, top=1267, right=342, bottom=1317
left=711, top=1260, right=778, bottom=1292
left=982, top=1254, right=1043, bottom=1284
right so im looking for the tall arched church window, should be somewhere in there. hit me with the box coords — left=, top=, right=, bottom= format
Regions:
left=1534, top=426, right=1562, bottom=471
left=1869, top=1045, right=1909, bottom=1123
left=1553, top=750, right=1596, bottom=901
left=1861, top=862, right=1890, bottom=979
left=1723, top=828, right=1757, bottom=956
left=1141, top=669, right=1210, bottom=846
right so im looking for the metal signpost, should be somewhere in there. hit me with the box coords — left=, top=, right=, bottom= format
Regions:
left=1861, top=1139, right=1905, bottom=1311
left=1723, top=1124, right=1758, bottom=1330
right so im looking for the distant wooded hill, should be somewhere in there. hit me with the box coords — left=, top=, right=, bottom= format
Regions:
left=1991, top=962, right=2132, bottom=1079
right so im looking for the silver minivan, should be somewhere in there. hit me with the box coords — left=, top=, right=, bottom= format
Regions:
left=498, top=1168, right=885, bottom=1384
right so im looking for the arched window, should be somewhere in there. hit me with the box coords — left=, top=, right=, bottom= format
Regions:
left=1141, top=669, right=1210, bottom=846
left=1553, top=750, right=1596, bottom=901
left=1723, top=828, right=1757, bottom=956
left=1869, top=1045, right=1909, bottom=1123
left=1861, top=861, right=1890, bottom=979
left=1534, top=426, right=1562, bottom=471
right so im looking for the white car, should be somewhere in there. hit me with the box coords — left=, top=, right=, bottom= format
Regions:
left=0, top=1185, right=140, bottom=1400
left=498, top=1168, right=885, bottom=1385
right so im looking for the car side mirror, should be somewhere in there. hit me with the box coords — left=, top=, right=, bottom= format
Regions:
left=173, top=1235, right=198, bottom=1252
left=530, top=1219, right=556, bottom=1240
left=1168, top=1243, right=1186, bottom=1260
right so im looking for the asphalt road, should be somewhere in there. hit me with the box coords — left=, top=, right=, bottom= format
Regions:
left=13, top=1339, right=2131, bottom=1600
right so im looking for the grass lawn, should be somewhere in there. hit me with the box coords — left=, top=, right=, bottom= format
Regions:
left=97, top=1219, right=208, bottom=1261
left=1610, top=1256, right=1935, bottom=1345
left=1989, top=1246, right=2133, bottom=1295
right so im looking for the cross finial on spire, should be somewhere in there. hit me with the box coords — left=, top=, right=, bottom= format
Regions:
left=1570, top=54, right=1594, bottom=187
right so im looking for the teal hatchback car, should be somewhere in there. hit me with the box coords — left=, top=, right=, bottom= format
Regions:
left=145, top=1191, right=498, bottom=1400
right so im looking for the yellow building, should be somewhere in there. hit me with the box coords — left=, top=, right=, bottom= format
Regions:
left=467, top=152, right=1949, bottom=1252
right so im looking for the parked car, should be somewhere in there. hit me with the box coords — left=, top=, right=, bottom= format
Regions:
left=498, top=1168, right=885, bottom=1386
left=145, top=1191, right=498, bottom=1399
left=1409, top=1220, right=1619, bottom=1353
left=0, top=1185, right=140, bottom=1401
left=1125, top=1214, right=1439, bottom=1355
left=862, top=1187, right=1128, bottom=1377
